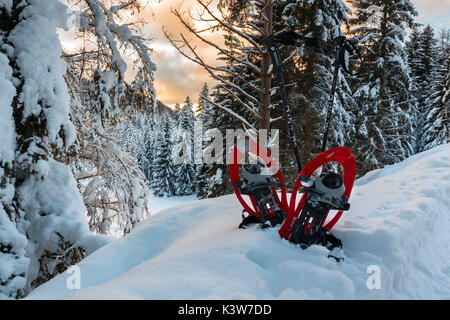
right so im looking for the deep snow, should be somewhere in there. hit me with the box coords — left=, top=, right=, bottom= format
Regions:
left=27, top=144, right=450, bottom=299
left=147, top=194, right=198, bottom=216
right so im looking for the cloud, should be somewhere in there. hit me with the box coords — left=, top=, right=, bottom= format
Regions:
left=141, top=0, right=223, bottom=105
left=60, top=0, right=448, bottom=107
left=147, top=0, right=449, bottom=106
left=411, top=0, right=450, bottom=30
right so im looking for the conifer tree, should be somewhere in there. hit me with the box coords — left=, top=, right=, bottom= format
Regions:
left=0, top=0, right=95, bottom=296
left=151, top=114, right=176, bottom=197
left=408, top=25, right=438, bottom=152
left=423, top=29, right=450, bottom=149
left=349, top=0, right=417, bottom=175
left=279, top=0, right=356, bottom=176
left=195, top=84, right=213, bottom=198
left=0, top=2, right=28, bottom=298
left=173, top=97, right=196, bottom=196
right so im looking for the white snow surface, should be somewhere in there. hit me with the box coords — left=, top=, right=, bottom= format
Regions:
left=147, top=194, right=198, bottom=216
left=27, top=144, right=450, bottom=299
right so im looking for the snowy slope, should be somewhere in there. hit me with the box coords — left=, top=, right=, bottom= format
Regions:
left=27, top=144, right=450, bottom=299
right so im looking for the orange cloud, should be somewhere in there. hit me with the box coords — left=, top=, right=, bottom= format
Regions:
left=142, top=0, right=223, bottom=105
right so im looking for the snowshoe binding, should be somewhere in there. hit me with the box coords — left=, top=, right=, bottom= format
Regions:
left=290, top=172, right=349, bottom=250
left=278, top=147, right=356, bottom=260
left=234, top=163, right=286, bottom=228
left=230, top=139, right=288, bottom=229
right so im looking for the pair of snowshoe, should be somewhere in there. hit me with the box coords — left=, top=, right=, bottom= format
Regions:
left=230, top=138, right=356, bottom=258
left=229, top=32, right=360, bottom=259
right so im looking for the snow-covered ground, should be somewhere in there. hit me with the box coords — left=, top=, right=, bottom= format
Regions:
left=147, top=194, right=198, bottom=216
left=27, top=144, right=450, bottom=299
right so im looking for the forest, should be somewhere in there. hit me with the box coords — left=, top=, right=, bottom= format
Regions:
left=0, top=0, right=448, bottom=299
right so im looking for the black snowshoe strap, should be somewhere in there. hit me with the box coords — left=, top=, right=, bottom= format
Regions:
left=294, top=226, right=342, bottom=250
left=238, top=208, right=285, bottom=229
left=300, top=187, right=350, bottom=211
left=272, top=31, right=320, bottom=48
left=263, top=32, right=320, bottom=74
left=335, top=36, right=362, bottom=75
left=319, top=227, right=343, bottom=251
left=238, top=209, right=261, bottom=229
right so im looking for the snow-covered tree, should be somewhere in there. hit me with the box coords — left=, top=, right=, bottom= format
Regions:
left=349, top=0, right=417, bottom=175
left=195, top=84, right=211, bottom=198
left=117, top=111, right=154, bottom=182
left=0, top=2, right=28, bottom=298
left=151, top=114, right=176, bottom=197
left=280, top=0, right=356, bottom=169
left=195, top=84, right=229, bottom=198
left=405, top=25, right=421, bottom=152
left=422, top=29, right=450, bottom=150
left=63, top=0, right=155, bottom=235
left=0, top=0, right=105, bottom=297
left=407, top=25, right=438, bottom=152
left=172, top=97, right=196, bottom=196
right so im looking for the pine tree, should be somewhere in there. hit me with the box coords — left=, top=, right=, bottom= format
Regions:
left=279, top=0, right=356, bottom=169
left=0, top=0, right=97, bottom=296
left=116, top=110, right=154, bottom=184
left=406, top=25, right=421, bottom=152
left=63, top=0, right=155, bottom=235
left=0, top=2, right=28, bottom=299
left=172, top=97, right=196, bottom=196
left=151, top=114, right=176, bottom=197
left=408, top=25, right=438, bottom=152
left=422, top=29, right=450, bottom=149
left=195, top=84, right=212, bottom=198
left=349, top=0, right=417, bottom=175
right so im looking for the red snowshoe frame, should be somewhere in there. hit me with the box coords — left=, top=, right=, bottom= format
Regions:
left=278, top=147, right=356, bottom=240
left=230, top=140, right=355, bottom=237
left=229, top=139, right=288, bottom=220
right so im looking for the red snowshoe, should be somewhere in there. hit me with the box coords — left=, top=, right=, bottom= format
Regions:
left=230, top=138, right=288, bottom=228
left=278, top=147, right=356, bottom=250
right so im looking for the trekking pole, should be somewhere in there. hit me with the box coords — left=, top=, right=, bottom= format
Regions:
left=263, top=32, right=320, bottom=174
left=321, top=36, right=345, bottom=153
left=321, top=35, right=362, bottom=153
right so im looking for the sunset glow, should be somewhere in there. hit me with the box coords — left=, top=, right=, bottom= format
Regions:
left=60, top=0, right=449, bottom=106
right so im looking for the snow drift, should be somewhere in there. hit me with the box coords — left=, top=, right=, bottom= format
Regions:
left=27, top=144, right=450, bottom=299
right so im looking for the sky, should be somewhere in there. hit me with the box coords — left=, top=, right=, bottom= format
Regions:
left=60, top=0, right=450, bottom=107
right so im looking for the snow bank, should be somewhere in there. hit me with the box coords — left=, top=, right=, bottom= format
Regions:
left=19, top=159, right=112, bottom=287
left=27, top=144, right=450, bottom=299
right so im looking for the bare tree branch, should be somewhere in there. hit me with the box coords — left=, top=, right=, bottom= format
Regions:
left=204, top=98, right=257, bottom=131
left=172, top=8, right=262, bottom=75
left=196, top=0, right=265, bottom=55
left=218, top=84, right=262, bottom=120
